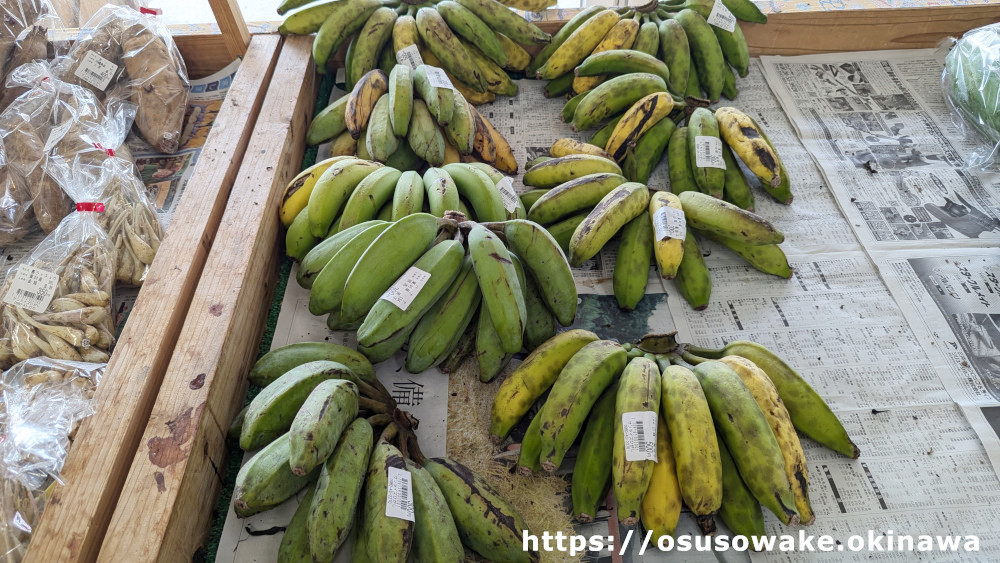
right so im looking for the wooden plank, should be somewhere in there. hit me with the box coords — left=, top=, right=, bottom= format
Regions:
left=208, top=0, right=252, bottom=59
left=98, top=35, right=315, bottom=562
left=175, top=34, right=236, bottom=79
left=22, top=34, right=284, bottom=563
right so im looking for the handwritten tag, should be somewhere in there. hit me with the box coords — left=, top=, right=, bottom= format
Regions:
left=424, top=66, right=455, bottom=91
left=622, top=411, right=658, bottom=462
left=381, top=267, right=432, bottom=311
left=3, top=266, right=59, bottom=314
left=74, top=51, right=118, bottom=91
left=396, top=45, right=423, bottom=70
left=695, top=136, right=726, bottom=169
left=707, top=0, right=737, bottom=32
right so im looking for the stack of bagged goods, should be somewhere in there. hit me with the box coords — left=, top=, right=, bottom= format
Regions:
left=277, top=0, right=550, bottom=101
left=535, top=0, right=762, bottom=103
left=306, top=65, right=517, bottom=173
left=232, top=341, right=537, bottom=562
left=492, top=331, right=858, bottom=538
left=0, top=0, right=62, bottom=112
left=280, top=160, right=580, bottom=379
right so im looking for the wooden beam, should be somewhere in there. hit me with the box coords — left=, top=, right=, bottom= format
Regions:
left=175, top=34, right=236, bottom=80
left=98, top=35, right=315, bottom=562
left=208, top=0, right=252, bottom=59
left=22, top=34, right=284, bottom=563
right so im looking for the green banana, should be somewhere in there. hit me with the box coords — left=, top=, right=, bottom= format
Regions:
left=693, top=360, right=800, bottom=525
left=522, top=154, right=622, bottom=189
left=392, top=170, right=425, bottom=220
left=720, top=142, right=754, bottom=210
left=357, top=239, right=465, bottom=361
left=228, top=405, right=246, bottom=440
left=379, top=40, right=397, bottom=75
left=388, top=64, right=413, bottom=137
left=455, top=0, right=551, bottom=45
left=527, top=172, right=626, bottom=224
left=673, top=9, right=725, bottom=101
left=569, top=182, right=651, bottom=266
left=633, top=21, right=661, bottom=56
left=408, top=100, right=447, bottom=166
left=561, top=92, right=587, bottom=124
left=423, top=167, right=462, bottom=217
left=341, top=213, right=441, bottom=322
left=249, top=341, right=376, bottom=387
left=657, top=18, right=690, bottom=95
left=308, top=159, right=382, bottom=238
left=718, top=433, right=766, bottom=541
left=667, top=126, right=698, bottom=194
left=412, top=64, right=455, bottom=126
left=623, top=112, right=675, bottom=183
left=713, top=21, right=749, bottom=77
left=436, top=0, right=507, bottom=66
left=416, top=7, right=487, bottom=92
left=442, top=163, right=505, bottom=221
left=543, top=73, right=574, bottom=98
left=468, top=223, right=525, bottom=354
left=504, top=219, right=578, bottom=326
left=308, top=418, right=374, bottom=561
left=307, top=95, right=349, bottom=146
left=722, top=64, right=738, bottom=100
left=613, top=212, right=654, bottom=311
left=309, top=222, right=391, bottom=316
left=679, top=191, right=784, bottom=244
left=339, top=167, right=403, bottom=231
left=538, top=340, right=626, bottom=472
left=687, top=107, right=725, bottom=198
left=285, top=207, right=318, bottom=262
left=612, top=357, right=660, bottom=525
left=311, top=0, right=381, bottom=72
left=517, top=410, right=544, bottom=476
left=528, top=5, right=603, bottom=74
left=357, top=442, right=414, bottom=562
left=348, top=7, right=397, bottom=85
left=406, top=255, right=481, bottom=373
left=344, top=34, right=358, bottom=91
left=233, top=434, right=317, bottom=517
left=519, top=188, right=549, bottom=210
left=548, top=212, right=588, bottom=254
left=590, top=114, right=624, bottom=148
left=684, top=341, right=860, bottom=458
left=279, top=0, right=347, bottom=34
left=476, top=306, right=512, bottom=382
left=384, top=141, right=423, bottom=172
left=288, top=379, right=359, bottom=476
left=424, top=457, right=536, bottom=563
left=366, top=94, right=400, bottom=162
left=277, top=483, right=314, bottom=562
left=673, top=231, right=711, bottom=310
left=443, top=95, right=476, bottom=155
left=241, top=360, right=357, bottom=451
left=297, top=221, right=381, bottom=289
left=685, top=59, right=702, bottom=98
left=407, top=460, right=465, bottom=562
left=571, top=382, right=617, bottom=522
left=574, top=49, right=671, bottom=87
left=572, top=73, right=669, bottom=131
left=375, top=200, right=394, bottom=221
left=698, top=230, right=792, bottom=278
left=721, top=0, right=767, bottom=23
left=522, top=272, right=556, bottom=353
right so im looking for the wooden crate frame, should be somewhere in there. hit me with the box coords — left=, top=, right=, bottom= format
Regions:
left=20, top=1, right=1000, bottom=560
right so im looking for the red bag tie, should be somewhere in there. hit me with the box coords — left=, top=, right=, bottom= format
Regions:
left=76, top=203, right=106, bottom=212
left=140, top=7, right=163, bottom=15
left=92, top=143, right=115, bottom=157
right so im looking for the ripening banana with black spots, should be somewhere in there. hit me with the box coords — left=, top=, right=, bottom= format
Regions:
left=693, top=360, right=800, bottom=525
left=348, top=7, right=397, bottom=90
left=574, top=49, right=671, bottom=87
left=549, top=138, right=612, bottom=159
left=490, top=329, right=600, bottom=441
left=623, top=114, right=675, bottom=184
left=467, top=223, right=525, bottom=354
left=535, top=8, right=620, bottom=80
left=522, top=154, right=622, bottom=189
left=527, top=173, right=626, bottom=224
left=569, top=182, right=651, bottom=266
left=435, top=0, right=508, bottom=67
left=280, top=156, right=353, bottom=227
left=748, top=113, right=794, bottom=204
left=287, top=379, right=359, bottom=476
left=679, top=191, right=784, bottom=245
left=307, top=158, right=382, bottom=238
left=454, top=0, right=551, bottom=46
left=687, top=107, right=725, bottom=199
left=393, top=13, right=420, bottom=53
left=311, top=0, right=383, bottom=72
left=538, top=340, right=626, bottom=472
left=572, top=382, right=617, bottom=522
left=572, top=18, right=641, bottom=94
left=503, top=219, right=578, bottom=326
left=463, top=40, right=519, bottom=96
left=605, top=91, right=676, bottom=162
left=416, top=7, right=487, bottom=92
left=648, top=191, right=685, bottom=279
left=357, top=442, right=413, bottom=562
left=527, top=5, right=603, bottom=75
left=406, top=460, right=465, bottom=562
left=470, top=105, right=518, bottom=174
left=612, top=357, right=661, bottom=526
left=641, top=415, right=683, bottom=541
left=572, top=73, right=668, bottom=131
left=715, top=107, right=783, bottom=189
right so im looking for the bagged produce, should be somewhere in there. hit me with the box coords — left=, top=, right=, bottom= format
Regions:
left=944, top=22, right=1000, bottom=167
left=93, top=158, right=163, bottom=286
left=57, top=4, right=189, bottom=153
left=0, top=0, right=64, bottom=112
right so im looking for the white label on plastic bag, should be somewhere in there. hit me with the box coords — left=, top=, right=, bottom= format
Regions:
left=43, top=119, right=74, bottom=152
left=707, top=0, right=737, bottom=32
left=11, top=512, right=31, bottom=534
left=381, top=267, right=432, bottom=311
left=653, top=206, right=686, bottom=241
left=3, top=265, right=59, bottom=314
left=74, top=51, right=118, bottom=91
left=695, top=136, right=726, bottom=169
left=497, top=177, right=519, bottom=213
left=622, top=411, right=658, bottom=462
left=385, top=467, right=415, bottom=521
left=396, top=45, right=424, bottom=70
left=425, top=66, right=455, bottom=91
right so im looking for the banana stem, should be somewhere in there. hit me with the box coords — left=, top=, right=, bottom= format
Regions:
left=654, top=354, right=672, bottom=374
left=360, top=396, right=394, bottom=414
left=650, top=13, right=662, bottom=23
left=683, top=344, right=725, bottom=359
left=668, top=353, right=696, bottom=369
left=406, top=5, right=416, bottom=16
left=406, top=429, right=428, bottom=466
left=379, top=422, right=400, bottom=444
left=367, top=413, right=392, bottom=428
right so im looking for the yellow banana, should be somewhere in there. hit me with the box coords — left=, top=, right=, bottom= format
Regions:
left=279, top=156, right=352, bottom=227
left=463, top=40, right=519, bottom=96
left=605, top=92, right=674, bottom=162
left=536, top=9, right=620, bottom=80
left=549, top=138, right=612, bottom=159
left=392, top=14, right=420, bottom=53
left=648, top=191, right=685, bottom=279
left=715, top=106, right=782, bottom=188
left=640, top=415, right=682, bottom=541
left=612, top=357, right=660, bottom=525
left=717, top=355, right=813, bottom=525
left=328, top=130, right=358, bottom=157
left=496, top=32, right=531, bottom=71
left=470, top=105, right=517, bottom=174
left=573, top=18, right=640, bottom=94
left=346, top=69, right=390, bottom=140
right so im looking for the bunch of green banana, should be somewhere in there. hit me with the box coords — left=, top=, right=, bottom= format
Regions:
left=278, top=0, right=549, bottom=95
left=304, top=66, right=517, bottom=174
left=232, top=340, right=534, bottom=561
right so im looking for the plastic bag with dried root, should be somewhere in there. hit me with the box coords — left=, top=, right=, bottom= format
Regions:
left=56, top=4, right=189, bottom=153
left=944, top=23, right=1000, bottom=169
left=0, top=1, right=65, bottom=112
left=0, top=357, right=103, bottom=561
left=92, top=158, right=163, bottom=286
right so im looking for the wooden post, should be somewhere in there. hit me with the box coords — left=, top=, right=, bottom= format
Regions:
left=208, top=0, right=252, bottom=60
left=22, top=35, right=284, bottom=563
left=98, top=35, right=315, bottom=562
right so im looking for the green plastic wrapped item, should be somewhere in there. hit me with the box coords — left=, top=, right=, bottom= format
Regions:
left=944, top=23, right=1000, bottom=166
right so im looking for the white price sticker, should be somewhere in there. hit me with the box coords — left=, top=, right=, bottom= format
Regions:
left=381, top=266, right=432, bottom=311
left=695, top=135, right=726, bottom=169
left=707, top=0, right=737, bottom=32
left=43, top=119, right=74, bottom=152
left=424, top=66, right=455, bottom=91
left=385, top=467, right=415, bottom=521
left=496, top=177, right=519, bottom=213
left=74, top=51, right=118, bottom=91
left=622, top=411, right=658, bottom=462
left=653, top=206, right=686, bottom=241
left=395, top=44, right=424, bottom=70
left=3, top=265, right=59, bottom=314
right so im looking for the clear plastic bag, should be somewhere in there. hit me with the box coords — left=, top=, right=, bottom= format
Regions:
left=943, top=23, right=1000, bottom=168
left=57, top=4, right=189, bottom=153
left=92, top=158, right=163, bottom=286
left=0, top=1, right=64, bottom=112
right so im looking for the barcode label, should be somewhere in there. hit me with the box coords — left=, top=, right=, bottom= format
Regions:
left=622, top=411, right=658, bottom=462
left=425, top=66, right=455, bottom=91
left=496, top=177, right=519, bottom=213
left=396, top=45, right=424, bottom=70
left=652, top=206, right=686, bottom=241
left=381, top=266, right=432, bottom=311
left=695, top=136, right=726, bottom=169
left=385, top=467, right=415, bottom=521
left=3, top=265, right=59, bottom=314
left=707, top=0, right=737, bottom=32
left=74, top=51, right=118, bottom=91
